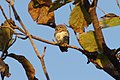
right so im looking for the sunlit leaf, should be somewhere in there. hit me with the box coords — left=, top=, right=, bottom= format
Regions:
left=28, top=1, right=40, bottom=21
left=37, top=6, right=55, bottom=25
left=28, top=0, right=55, bottom=28
left=49, top=0, right=72, bottom=12
left=8, top=53, right=37, bottom=80
left=0, top=19, right=14, bottom=52
left=69, top=4, right=91, bottom=33
left=99, top=13, right=120, bottom=28
left=79, top=31, right=98, bottom=52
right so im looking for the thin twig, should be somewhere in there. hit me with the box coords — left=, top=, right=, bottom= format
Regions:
left=2, top=1, right=90, bottom=79
left=97, top=6, right=106, bottom=14
left=15, top=25, right=85, bottom=53
left=40, top=47, right=50, bottom=80
left=89, top=0, right=106, bottom=14
left=42, top=47, right=47, bottom=58
left=0, top=4, right=85, bottom=54
left=14, top=33, right=28, bottom=40
left=69, top=4, right=72, bottom=12
left=0, top=5, right=25, bottom=40
left=9, top=4, right=11, bottom=18
left=0, top=5, right=17, bottom=29
left=31, top=35, right=85, bottom=53
left=116, top=0, right=120, bottom=10
left=0, top=6, right=85, bottom=54
left=0, top=5, right=8, bottom=21
left=6, top=1, right=50, bottom=80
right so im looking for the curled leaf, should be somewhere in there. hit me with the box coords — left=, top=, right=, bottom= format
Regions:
left=0, top=58, right=5, bottom=73
left=8, top=53, right=37, bottom=80
left=0, top=58, right=11, bottom=80
left=99, top=13, right=120, bottom=28
left=1, top=64, right=11, bottom=80
left=0, top=19, right=14, bottom=52
left=79, top=31, right=98, bottom=52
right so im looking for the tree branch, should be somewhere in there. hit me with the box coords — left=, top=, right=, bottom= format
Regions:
left=116, top=0, right=120, bottom=10
left=0, top=5, right=86, bottom=56
left=40, top=47, right=49, bottom=80
left=88, top=0, right=120, bottom=79
left=89, top=0, right=105, bottom=52
left=97, top=6, right=106, bottom=14
left=6, top=0, right=50, bottom=80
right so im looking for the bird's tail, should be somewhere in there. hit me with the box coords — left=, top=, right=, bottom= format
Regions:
left=59, top=46, right=68, bottom=52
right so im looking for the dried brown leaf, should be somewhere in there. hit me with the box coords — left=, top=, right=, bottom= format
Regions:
left=1, top=64, right=11, bottom=80
left=0, top=58, right=5, bottom=73
left=28, top=0, right=55, bottom=28
left=0, top=19, right=14, bottom=52
left=28, top=1, right=40, bottom=21
left=37, top=0, right=51, bottom=5
left=37, top=6, right=54, bottom=24
left=8, top=53, right=37, bottom=80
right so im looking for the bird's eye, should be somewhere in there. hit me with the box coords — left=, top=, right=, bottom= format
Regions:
left=59, top=26, right=62, bottom=28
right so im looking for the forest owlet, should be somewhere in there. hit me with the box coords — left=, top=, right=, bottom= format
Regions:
left=54, top=24, right=69, bottom=52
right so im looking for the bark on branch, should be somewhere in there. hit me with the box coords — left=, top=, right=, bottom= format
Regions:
left=88, top=0, right=120, bottom=79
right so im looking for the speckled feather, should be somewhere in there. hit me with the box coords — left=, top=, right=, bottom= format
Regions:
left=54, top=25, right=69, bottom=52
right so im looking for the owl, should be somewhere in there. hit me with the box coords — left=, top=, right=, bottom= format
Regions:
left=54, top=24, right=69, bottom=52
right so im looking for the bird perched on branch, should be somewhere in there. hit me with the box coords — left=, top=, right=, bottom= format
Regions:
left=54, top=24, right=69, bottom=52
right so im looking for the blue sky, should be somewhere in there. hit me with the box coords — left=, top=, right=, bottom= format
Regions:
left=0, top=0, right=120, bottom=80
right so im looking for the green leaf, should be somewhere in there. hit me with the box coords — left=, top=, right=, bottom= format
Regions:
left=79, top=31, right=98, bottom=52
left=8, top=53, right=38, bottom=80
left=99, top=13, right=120, bottom=28
left=49, top=0, right=72, bottom=12
left=69, top=4, right=91, bottom=33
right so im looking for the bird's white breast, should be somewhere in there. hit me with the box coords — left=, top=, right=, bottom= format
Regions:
left=55, top=31, right=69, bottom=43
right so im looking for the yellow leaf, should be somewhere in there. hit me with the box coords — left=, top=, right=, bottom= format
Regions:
left=79, top=31, right=98, bottom=52
left=69, top=3, right=91, bottom=33
left=99, top=13, right=120, bottom=28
